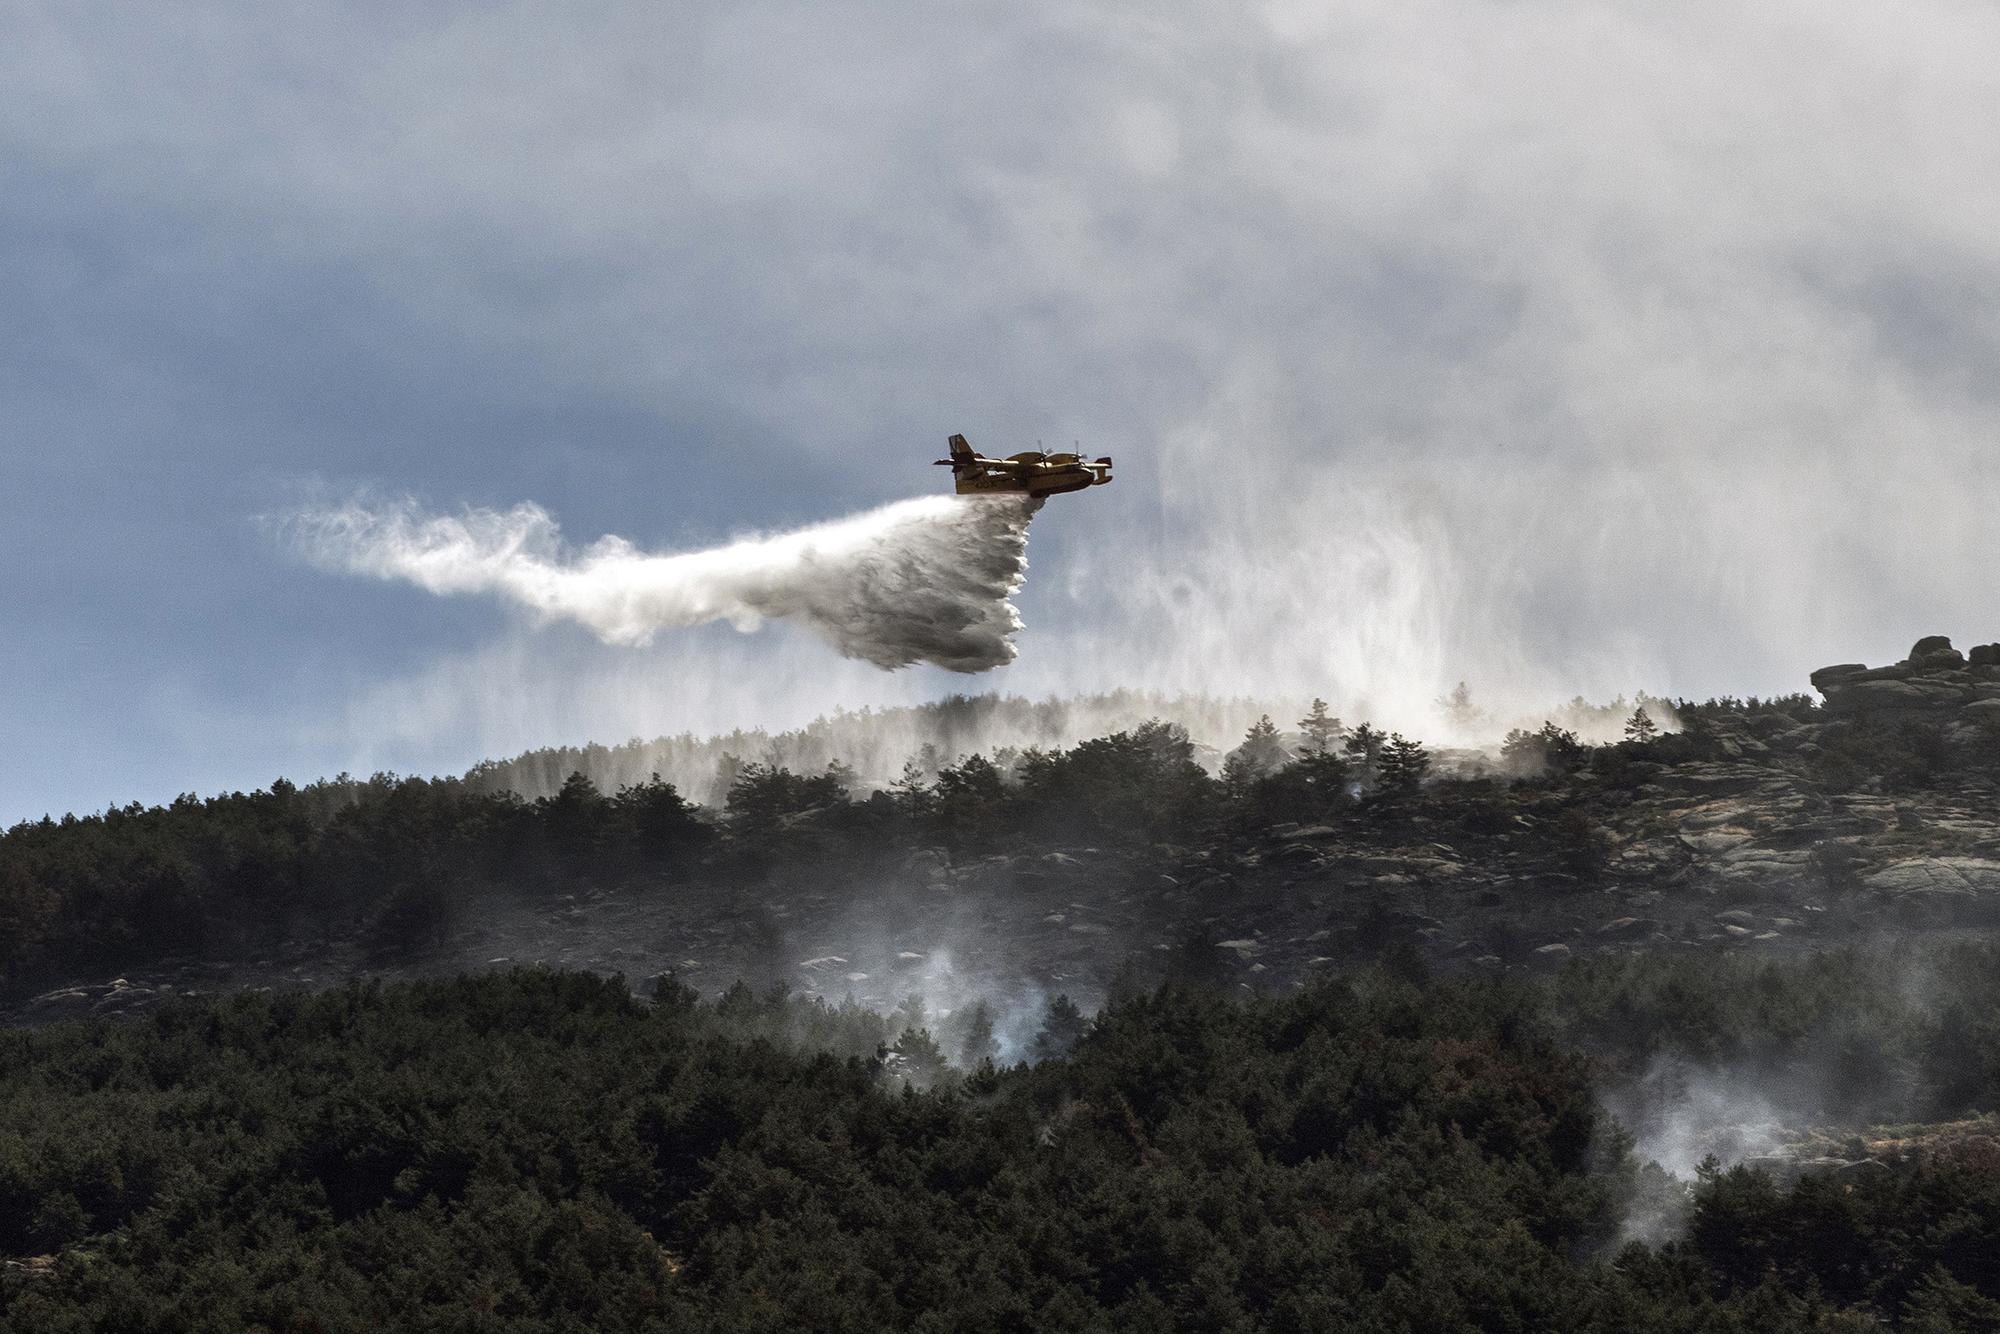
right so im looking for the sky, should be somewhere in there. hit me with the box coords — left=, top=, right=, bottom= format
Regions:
left=5, top=1, right=1998, bottom=823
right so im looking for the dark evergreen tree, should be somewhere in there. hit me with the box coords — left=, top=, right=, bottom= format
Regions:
left=1032, top=993, right=1089, bottom=1062
left=1298, top=698, right=1344, bottom=756
left=1375, top=733, right=1432, bottom=802
left=889, top=758, right=937, bottom=821
left=1221, top=714, right=1289, bottom=794
left=954, top=999, right=998, bottom=1068
left=1501, top=721, right=1587, bottom=778
left=1624, top=705, right=1659, bottom=742
left=1342, top=722, right=1386, bottom=791
left=611, top=773, right=708, bottom=865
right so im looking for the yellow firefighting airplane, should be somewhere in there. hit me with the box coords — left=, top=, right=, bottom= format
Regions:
left=934, top=434, right=1114, bottom=498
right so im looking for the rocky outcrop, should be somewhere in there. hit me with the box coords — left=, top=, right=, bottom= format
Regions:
left=1862, top=857, right=2000, bottom=896
left=1811, top=636, right=2000, bottom=722
left=13, top=635, right=2000, bottom=1028
left=1908, top=635, right=1965, bottom=669
left=1809, top=663, right=1868, bottom=690
left=26, top=977, right=169, bottom=1020
left=1863, top=857, right=2000, bottom=926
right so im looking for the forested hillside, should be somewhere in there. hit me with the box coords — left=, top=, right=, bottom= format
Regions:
left=5, top=638, right=2000, bottom=1328
left=5, top=637, right=1997, bottom=1022
left=9, top=964, right=2000, bottom=1331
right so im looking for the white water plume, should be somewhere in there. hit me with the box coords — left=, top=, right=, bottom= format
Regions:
left=292, top=494, right=1042, bottom=672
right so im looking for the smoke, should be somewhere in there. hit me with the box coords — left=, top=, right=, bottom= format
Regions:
left=1608, top=1058, right=1789, bottom=1182
left=1604, top=1056, right=1827, bottom=1247
left=290, top=493, right=1041, bottom=674
left=452, top=688, right=1282, bottom=802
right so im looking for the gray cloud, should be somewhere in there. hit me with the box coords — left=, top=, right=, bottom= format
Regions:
left=6, top=1, right=2000, bottom=811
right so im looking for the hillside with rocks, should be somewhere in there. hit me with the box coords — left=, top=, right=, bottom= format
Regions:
left=9, top=639, right=2000, bottom=1332
left=7, top=636, right=1998, bottom=1033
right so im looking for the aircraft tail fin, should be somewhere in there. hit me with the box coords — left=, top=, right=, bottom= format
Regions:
left=947, top=433, right=974, bottom=464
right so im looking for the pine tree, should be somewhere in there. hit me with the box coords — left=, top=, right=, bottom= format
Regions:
left=1222, top=715, right=1290, bottom=793
left=889, top=1027, right=948, bottom=1084
left=1032, top=994, right=1088, bottom=1062
left=1501, top=721, right=1587, bottom=778
left=1539, top=721, right=1588, bottom=772
left=890, top=758, right=936, bottom=819
left=1343, top=723, right=1385, bottom=790
left=956, top=1000, right=999, bottom=1068
left=1298, top=698, right=1345, bottom=756
left=541, top=771, right=607, bottom=866
left=1376, top=734, right=1431, bottom=799
left=1624, top=705, right=1658, bottom=742
left=1439, top=682, right=1479, bottom=732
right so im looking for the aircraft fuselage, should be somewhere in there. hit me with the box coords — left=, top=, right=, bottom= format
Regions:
left=935, top=435, right=1112, bottom=498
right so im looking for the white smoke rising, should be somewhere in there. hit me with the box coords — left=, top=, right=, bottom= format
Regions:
left=1608, top=1058, right=1789, bottom=1182
left=292, top=494, right=1042, bottom=673
left=1604, top=1057, right=1813, bottom=1247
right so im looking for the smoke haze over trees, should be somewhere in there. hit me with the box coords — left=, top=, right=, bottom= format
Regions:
left=14, top=960, right=2000, bottom=1327
left=10, top=0, right=2000, bottom=1323
left=5, top=636, right=2000, bottom=1324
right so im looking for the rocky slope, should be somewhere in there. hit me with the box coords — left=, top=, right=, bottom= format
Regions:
left=11, top=636, right=1999, bottom=1029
